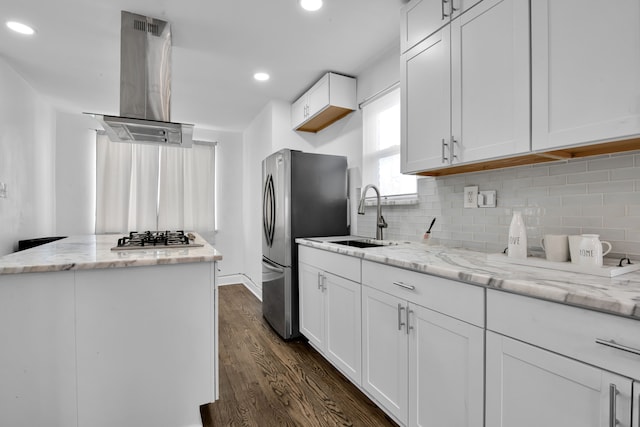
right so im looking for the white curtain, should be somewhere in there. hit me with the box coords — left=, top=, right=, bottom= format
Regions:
left=96, top=135, right=215, bottom=233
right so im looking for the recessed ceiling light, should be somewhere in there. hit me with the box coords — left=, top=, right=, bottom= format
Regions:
left=299, top=0, right=323, bottom=12
left=6, top=21, right=36, bottom=35
left=254, top=72, right=270, bottom=82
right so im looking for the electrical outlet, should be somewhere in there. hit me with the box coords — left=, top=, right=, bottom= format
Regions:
left=0, top=182, right=6, bottom=199
left=463, top=186, right=478, bottom=208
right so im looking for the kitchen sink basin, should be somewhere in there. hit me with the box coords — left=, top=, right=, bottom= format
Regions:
left=331, top=239, right=396, bottom=248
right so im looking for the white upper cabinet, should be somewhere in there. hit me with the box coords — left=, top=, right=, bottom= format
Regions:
left=401, top=0, right=483, bottom=53
left=532, top=0, right=640, bottom=151
left=450, top=0, right=530, bottom=164
left=401, top=0, right=530, bottom=173
left=291, top=72, right=356, bottom=133
left=401, top=27, right=452, bottom=173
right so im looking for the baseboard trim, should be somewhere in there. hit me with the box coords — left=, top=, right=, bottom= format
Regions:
left=217, top=273, right=262, bottom=301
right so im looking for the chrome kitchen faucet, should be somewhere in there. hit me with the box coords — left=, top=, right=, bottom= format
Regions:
left=358, top=184, right=388, bottom=240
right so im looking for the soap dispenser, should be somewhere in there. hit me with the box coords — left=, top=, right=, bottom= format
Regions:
left=508, top=211, right=527, bottom=259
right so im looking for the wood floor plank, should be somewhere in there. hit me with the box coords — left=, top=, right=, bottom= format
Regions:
left=201, top=284, right=397, bottom=427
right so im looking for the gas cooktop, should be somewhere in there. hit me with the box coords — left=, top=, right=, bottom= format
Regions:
left=111, top=230, right=204, bottom=251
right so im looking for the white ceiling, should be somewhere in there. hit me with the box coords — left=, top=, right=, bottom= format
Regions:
left=0, top=0, right=404, bottom=132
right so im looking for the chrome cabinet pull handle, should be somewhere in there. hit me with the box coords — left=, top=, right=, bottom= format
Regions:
left=398, top=304, right=406, bottom=331
left=609, top=384, right=618, bottom=427
left=596, top=338, right=640, bottom=356
left=322, top=274, right=327, bottom=291
left=451, top=137, right=459, bottom=163
left=393, top=281, right=415, bottom=291
left=442, top=138, right=449, bottom=163
left=441, top=0, right=450, bottom=18
left=317, top=272, right=323, bottom=290
left=407, top=308, right=414, bottom=335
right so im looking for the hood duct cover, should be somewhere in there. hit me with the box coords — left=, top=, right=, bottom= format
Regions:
left=91, top=11, right=193, bottom=147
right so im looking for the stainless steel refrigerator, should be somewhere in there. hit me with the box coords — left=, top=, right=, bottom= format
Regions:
left=262, top=149, right=348, bottom=340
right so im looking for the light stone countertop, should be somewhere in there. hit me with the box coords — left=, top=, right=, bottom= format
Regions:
left=0, top=233, right=222, bottom=274
left=296, top=237, right=640, bottom=320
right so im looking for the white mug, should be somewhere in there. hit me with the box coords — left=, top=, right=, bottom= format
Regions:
left=541, top=234, right=569, bottom=262
left=577, top=234, right=612, bottom=267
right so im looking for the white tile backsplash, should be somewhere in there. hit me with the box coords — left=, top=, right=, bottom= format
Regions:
left=356, top=151, right=640, bottom=258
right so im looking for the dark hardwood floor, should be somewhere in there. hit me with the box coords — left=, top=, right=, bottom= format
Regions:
left=201, top=284, right=398, bottom=427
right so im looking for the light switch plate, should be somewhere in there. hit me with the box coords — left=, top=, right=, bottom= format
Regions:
left=463, top=186, right=478, bottom=208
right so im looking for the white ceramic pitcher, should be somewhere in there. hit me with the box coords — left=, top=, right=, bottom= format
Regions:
left=577, top=234, right=612, bottom=267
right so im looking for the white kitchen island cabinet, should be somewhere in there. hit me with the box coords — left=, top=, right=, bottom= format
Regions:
left=298, top=245, right=362, bottom=385
left=0, top=234, right=221, bottom=427
left=531, top=0, right=640, bottom=151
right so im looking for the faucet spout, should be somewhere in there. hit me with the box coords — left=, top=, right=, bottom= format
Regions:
left=358, top=184, right=387, bottom=240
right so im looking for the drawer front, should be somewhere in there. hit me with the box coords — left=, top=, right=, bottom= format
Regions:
left=488, top=289, right=640, bottom=380
left=298, top=245, right=360, bottom=283
left=362, top=260, right=484, bottom=327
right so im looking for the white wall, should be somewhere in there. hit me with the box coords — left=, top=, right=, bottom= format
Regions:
left=0, top=59, right=56, bottom=255
left=55, top=112, right=96, bottom=236
left=193, top=128, right=245, bottom=279
left=241, top=104, right=274, bottom=295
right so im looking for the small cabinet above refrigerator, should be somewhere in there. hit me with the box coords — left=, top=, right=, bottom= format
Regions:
left=291, top=72, right=357, bottom=133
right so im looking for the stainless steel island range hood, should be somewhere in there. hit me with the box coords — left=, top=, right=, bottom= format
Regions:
left=90, top=11, right=193, bottom=147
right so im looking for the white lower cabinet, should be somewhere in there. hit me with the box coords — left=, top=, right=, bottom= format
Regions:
left=634, top=382, right=640, bottom=427
left=408, top=303, right=484, bottom=427
left=486, top=332, right=632, bottom=427
left=361, top=286, right=409, bottom=423
left=361, top=260, right=485, bottom=427
left=487, top=289, right=640, bottom=427
left=298, top=246, right=361, bottom=385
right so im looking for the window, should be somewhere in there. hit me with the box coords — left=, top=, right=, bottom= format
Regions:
left=362, top=87, right=416, bottom=197
left=95, top=134, right=216, bottom=233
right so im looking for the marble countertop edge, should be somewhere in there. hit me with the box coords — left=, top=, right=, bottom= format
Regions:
left=296, top=238, right=640, bottom=320
left=0, top=233, right=222, bottom=275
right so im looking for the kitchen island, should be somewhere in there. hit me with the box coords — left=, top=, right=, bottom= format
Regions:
left=0, top=234, right=222, bottom=427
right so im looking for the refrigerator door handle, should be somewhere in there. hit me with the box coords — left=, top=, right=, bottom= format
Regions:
left=263, top=174, right=276, bottom=247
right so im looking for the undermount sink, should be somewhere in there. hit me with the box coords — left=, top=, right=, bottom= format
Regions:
left=331, top=239, right=396, bottom=248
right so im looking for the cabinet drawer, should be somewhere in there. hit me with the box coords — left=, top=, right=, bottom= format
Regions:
left=487, top=289, right=640, bottom=380
left=298, top=245, right=360, bottom=283
left=362, top=260, right=484, bottom=327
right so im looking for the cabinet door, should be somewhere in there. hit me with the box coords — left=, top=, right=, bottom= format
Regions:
left=0, top=272, right=77, bottom=427
left=451, top=0, right=483, bottom=18
left=324, top=272, right=362, bottom=385
left=306, top=74, right=330, bottom=119
left=486, top=332, right=632, bottom=427
left=451, top=0, right=530, bottom=164
left=299, top=262, right=325, bottom=349
left=291, top=95, right=308, bottom=129
left=401, top=0, right=449, bottom=53
left=401, top=27, right=451, bottom=173
left=633, top=382, right=640, bottom=427
left=532, top=0, right=640, bottom=150
left=362, top=285, right=409, bottom=425
left=408, top=303, right=484, bottom=427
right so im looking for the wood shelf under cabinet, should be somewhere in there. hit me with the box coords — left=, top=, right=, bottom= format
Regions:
left=415, top=138, right=640, bottom=177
